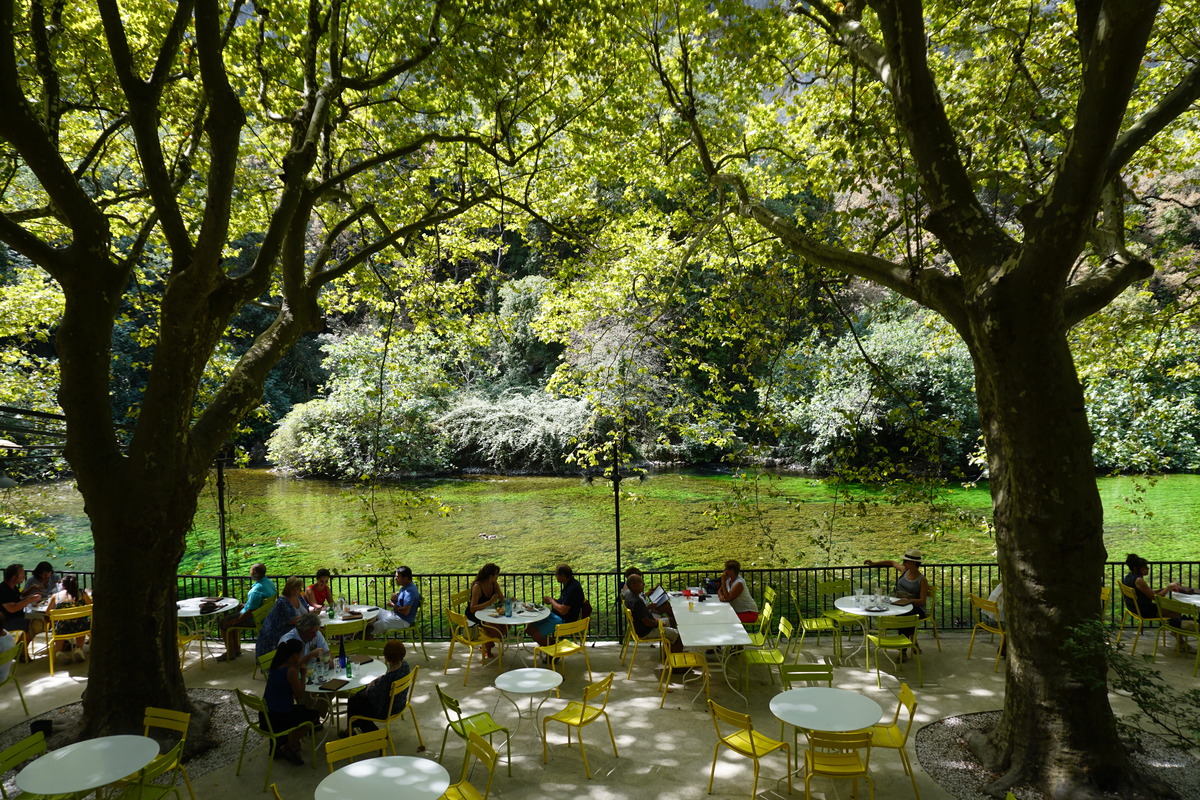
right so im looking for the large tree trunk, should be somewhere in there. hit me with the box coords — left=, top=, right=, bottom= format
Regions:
left=963, top=279, right=1163, bottom=799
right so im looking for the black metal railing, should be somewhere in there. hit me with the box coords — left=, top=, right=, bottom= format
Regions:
left=66, top=560, right=1200, bottom=642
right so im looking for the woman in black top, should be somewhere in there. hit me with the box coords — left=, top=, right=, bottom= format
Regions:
left=467, top=563, right=506, bottom=659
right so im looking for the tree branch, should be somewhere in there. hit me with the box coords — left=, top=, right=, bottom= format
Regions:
left=1106, top=62, right=1200, bottom=185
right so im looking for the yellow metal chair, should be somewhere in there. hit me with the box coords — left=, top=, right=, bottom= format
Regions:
left=657, top=619, right=710, bottom=709
left=269, top=785, right=283, bottom=800
left=778, top=661, right=835, bottom=750
left=1117, top=583, right=1167, bottom=654
left=967, top=594, right=1006, bottom=673
left=435, top=684, right=511, bottom=776
left=322, top=616, right=368, bottom=641
left=803, top=730, right=873, bottom=800
left=442, top=731, right=499, bottom=800
left=763, top=584, right=777, bottom=607
left=919, top=583, right=942, bottom=651
left=0, top=640, right=28, bottom=715
left=345, top=638, right=386, bottom=659
left=866, top=615, right=923, bottom=687
left=0, top=732, right=67, bottom=800
left=254, top=649, right=275, bottom=682
left=234, top=689, right=316, bottom=792
left=324, top=727, right=388, bottom=772
left=347, top=665, right=424, bottom=753
left=107, top=731, right=187, bottom=800
left=43, top=604, right=92, bottom=676
left=746, top=601, right=774, bottom=647
left=444, top=609, right=501, bottom=685
left=542, top=672, right=618, bottom=779
left=621, top=605, right=664, bottom=679
left=739, top=617, right=795, bottom=695
left=227, top=594, right=277, bottom=660
left=534, top=616, right=592, bottom=680
left=137, top=707, right=197, bottom=800
left=871, top=683, right=920, bottom=800
left=818, top=579, right=866, bottom=643
left=793, top=589, right=840, bottom=657
left=383, top=589, right=429, bottom=661
left=1099, top=586, right=1112, bottom=621
left=1152, top=595, right=1200, bottom=676
left=707, top=698, right=791, bottom=798
left=244, top=600, right=280, bottom=677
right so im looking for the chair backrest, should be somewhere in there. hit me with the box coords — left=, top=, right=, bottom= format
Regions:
left=1099, top=586, right=1111, bottom=617
left=779, top=662, right=834, bottom=688
left=387, top=665, right=418, bottom=715
left=807, top=730, right=871, bottom=773
left=876, top=615, right=918, bottom=636
left=969, top=595, right=1003, bottom=632
left=0, top=732, right=46, bottom=778
left=144, top=706, right=190, bottom=738
left=817, top=579, right=851, bottom=596
left=235, top=689, right=272, bottom=732
left=554, top=616, right=591, bottom=643
left=925, top=583, right=937, bottom=614
left=437, top=684, right=465, bottom=726
left=251, top=599, right=276, bottom=626
left=461, top=731, right=499, bottom=798
left=447, top=609, right=471, bottom=639
left=581, top=672, right=614, bottom=710
left=48, top=604, right=92, bottom=630
left=449, top=588, right=471, bottom=607
left=325, top=727, right=388, bottom=772
left=257, top=650, right=276, bottom=677
left=894, top=683, right=918, bottom=743
left=270, top=784, right=284, bottom=800
left=763, top=585, right=777, bottom=607
left=756, top=602, right=773, bottom=633
left=347, top=638, right=386, bottom=658
left=0, top=640, right=20, bottom=671
left=323, top=617, right=368, bottom=638
left=1155, top=595, right=1200, bottom=621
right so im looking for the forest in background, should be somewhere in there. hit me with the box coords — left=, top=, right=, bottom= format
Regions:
left=4, top=181, right=1199, bottom=486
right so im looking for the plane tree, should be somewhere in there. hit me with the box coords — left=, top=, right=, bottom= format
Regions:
left=0, top=0, right=618, bottom=735
left=619, top=0, right=1200, bottom=797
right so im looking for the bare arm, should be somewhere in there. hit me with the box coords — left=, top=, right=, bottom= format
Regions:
left=863, top=559, right=903, bottom=570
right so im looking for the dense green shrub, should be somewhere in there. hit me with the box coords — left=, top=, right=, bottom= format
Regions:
left=437, top=391, right=590, bottom=473
left=764, top=311, right=979, bottom=475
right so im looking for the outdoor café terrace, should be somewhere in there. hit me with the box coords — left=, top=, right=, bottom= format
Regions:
left=1, top=562, right=1198, bottom=800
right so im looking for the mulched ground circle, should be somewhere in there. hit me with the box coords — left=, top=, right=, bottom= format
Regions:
left=915, top=710, right=1200, bottom=800
left=0, top=688, right=248, bottom=796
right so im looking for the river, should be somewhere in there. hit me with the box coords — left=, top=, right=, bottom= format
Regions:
left=0, top=470, right=1194, bottom=575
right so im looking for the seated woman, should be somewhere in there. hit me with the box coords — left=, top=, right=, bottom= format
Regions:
left=864, top=548, right=929, bottom=648
left=304, top=568, right=333, bottom=614
left=45, top=575, right=91, bottom=664
left=346, top=640, right=411, bottom=735
left=466, top=563, right=505, bottom=660
left=717, top=560, right=759, bottom=623
left=262, top=639, right=320, bottom=764
left=1123, top=553, right=1194, bottom=651
left=257, top=576, right=310, bottom=659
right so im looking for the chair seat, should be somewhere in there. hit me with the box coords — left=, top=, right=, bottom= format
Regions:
left=441, top=782, right=486, bottom=800
left=805, top=749, right=867, bottom=775
left=800, top=617, right=836, bottom=631
left=547, top=701, right=605, bottom=727
left=741, top=648, right=786, bottom=667
left=867, top=633, right=911, bottom=648
left=452, top=711, right=507, bottom=739
left=870, top=722, right=905, bottom=748
left=540, top=639, right=582, bottom=659
left=722, top=729, right=786, bottom=758
left=823, top=609, right=861, bottom=624
left=666, top=651, right=706, bottom=669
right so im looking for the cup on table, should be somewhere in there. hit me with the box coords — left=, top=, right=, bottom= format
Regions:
left=854, top=587, right=864, bottom=607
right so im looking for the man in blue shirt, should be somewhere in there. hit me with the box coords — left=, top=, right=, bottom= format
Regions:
left=217, top=563, right=277, bottom=661
left=529, top=563, right=586, bottom=646
left=371, top=566, right=420, bottom=635
left=279, top=612, right=329, bottom=666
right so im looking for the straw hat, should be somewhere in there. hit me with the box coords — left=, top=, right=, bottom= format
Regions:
left=903, top=548, right=923, bottom=563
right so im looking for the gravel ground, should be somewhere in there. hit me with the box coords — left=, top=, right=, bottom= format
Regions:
left=0, top=689, right=247, bottom=795
left=915, top=711, right=1200, bottom=799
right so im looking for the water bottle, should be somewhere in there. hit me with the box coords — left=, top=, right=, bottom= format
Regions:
left=346, top=659, right=353, bottom=679
left=504, top=598, right=513, bottom=617
left=337, top=639, right=346, bottom=670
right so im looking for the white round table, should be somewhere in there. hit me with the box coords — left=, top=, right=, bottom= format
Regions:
left=16, top=734, right=159, bottom=796
left=319, top=604, right=381, bottom=629
left=477, top=604, right=551, bottom=668
left=769, top=687, right=883, bottom=733
left=315, top=755, right=450, bottom=800
left=176, top=596, right=240, bottom=618
left=833, top=596, right=910, bottom=617
left=495, top=667, right=563, bottom=738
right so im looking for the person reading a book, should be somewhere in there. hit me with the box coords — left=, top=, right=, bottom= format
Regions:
left=345, top=640, right=412, bottom=736
left=625, top=574, right=684, bottom=653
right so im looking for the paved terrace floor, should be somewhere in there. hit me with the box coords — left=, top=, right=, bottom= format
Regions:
left=2, top=629, right=1197, bottom=800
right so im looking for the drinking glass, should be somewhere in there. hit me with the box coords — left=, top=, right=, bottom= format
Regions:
left=854, top=587, right=864, bottom=608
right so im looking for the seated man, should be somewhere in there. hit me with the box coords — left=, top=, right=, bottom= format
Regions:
left=625, top=573, right=683, bottom=654
left=528, top=563, right=586, bottom=647
left=346, top=640, right=410, bottom=735
left=278, top=612, right=329, bottom=666
left=217, top=563, right=277, bottom=661
left=370, top=566, right=420, bottom=635
left=621, top=567, right=671, bottom=619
